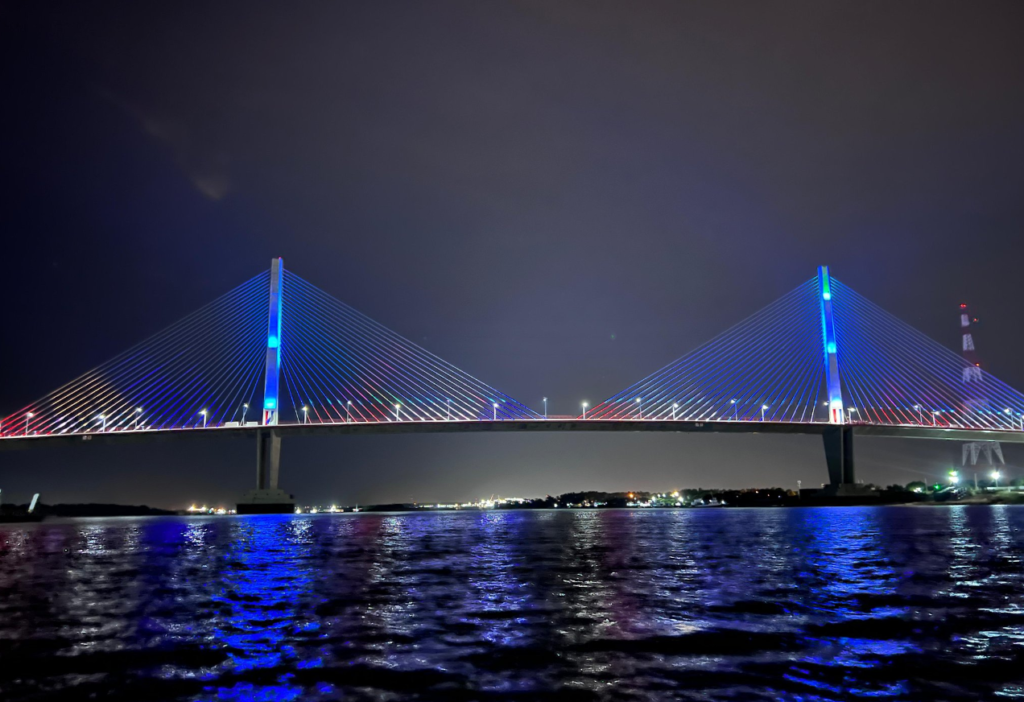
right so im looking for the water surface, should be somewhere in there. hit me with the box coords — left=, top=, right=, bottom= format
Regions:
left=1, top=507, right=1023, bottom=700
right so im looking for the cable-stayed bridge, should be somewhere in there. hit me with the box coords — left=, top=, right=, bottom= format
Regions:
left=2, top=259, right=1023, bottom=510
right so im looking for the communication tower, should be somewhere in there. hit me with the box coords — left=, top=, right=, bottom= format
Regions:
left=960, top=303, right=1004, bottom=467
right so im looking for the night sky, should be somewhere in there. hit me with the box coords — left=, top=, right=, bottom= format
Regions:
left=3, top=2, right=1024, bottom=508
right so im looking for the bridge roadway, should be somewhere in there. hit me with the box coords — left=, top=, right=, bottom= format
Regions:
left=2, top=418, right=1023, bottom=451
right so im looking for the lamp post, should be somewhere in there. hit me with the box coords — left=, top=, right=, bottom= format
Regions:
left=914, top=404, right=922, bottom=425
left=636, top=397, right=643, bottom=420
left=200, top=409, right=207, bottom=428
left=543, top=397, right=547, bottom=419
left=97, top=414, right=106, bottom=432
left=949, top=470, right=960, bottom=485
left=1005, top=408, right=1014, bottom=430
left=991, top=470, right=1001, bottom=487
left=846, top=407, right=857, bottom=424
left=761, top=404, right=769, bottom=422
left=493, top=402, right=498, bottom=421
left=242, top=403, right=249, bottom=425
left=302, top=406, right=309, bottom=424
left=731, top=399, right=737, bottom=420
left=932, top=410, right=940, bottom=426
left=672, top=402, right=678, bottom=420
left=394, top=403, right=401, bottom=421
left=347, top=401, right=352, bottom=422
left=582, top=401, right=588, bottom=420
left=133, top=407, right=143, bottom=430
left=25, top=412, right=33, bottom=436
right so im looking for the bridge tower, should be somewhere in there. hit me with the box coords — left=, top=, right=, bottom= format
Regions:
left=238, top=257, right=295, bottom=514
left=818, top=265, right=856, bottom=487
left=959, top=303, right=1005, bottom=470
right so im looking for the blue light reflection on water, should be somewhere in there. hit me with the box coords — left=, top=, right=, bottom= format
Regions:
left=205, top=517, right=319, bottom=701
left=2, top=507, right=1024, bottom=700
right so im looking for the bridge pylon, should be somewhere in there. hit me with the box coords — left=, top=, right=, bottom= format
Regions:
left=818, top=265, right=857, bottom=488
left=238, top=257, right=295, bottom=514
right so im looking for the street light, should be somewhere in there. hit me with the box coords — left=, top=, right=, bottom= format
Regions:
left=302, top=405, right=309, bottom=424
left=991, top=470, right=1001, bottom=487
left=493, top=402, right=498, bottom=421
left=731, top=399, right=737, bottom=420
left=949, top=470, right=960, bottom=485
left=242, top=403, right=249, bottom=425
left=394, top=403, right=401, bottom=421
left=96, top=414, right=106, bottom=432
left=582, top=401, right=588, bottom=420
left=133, top=407, right=143, bottom=430
left=672, top=402, right=678, bottom=420
left=636, top=397, right=643, bottom=420
left=932, top=410, right=940, bottom=426
left=847, top=407, right=857, bottom=424
left=914, top=404, right=922, bottom=425
left=25, top=412, right=33, bottom=436
left=347, top=400, right=352, bottom=422
left=200, top=409, right=207, bottom=428
left=543, top=397, right=547, bottom=419
left=761, top=404, right=769, bottom=422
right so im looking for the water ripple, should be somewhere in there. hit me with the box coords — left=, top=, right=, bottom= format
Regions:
left=1, top=506, right=1023, bottom=700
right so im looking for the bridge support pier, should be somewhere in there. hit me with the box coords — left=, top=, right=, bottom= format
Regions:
left=820, top=426, right=876, bottom=498
left=822, top=425, right=860, bottom=490
left=256, top=429, right=281, bottom=490
left=237, top=429, right=295, bottom=514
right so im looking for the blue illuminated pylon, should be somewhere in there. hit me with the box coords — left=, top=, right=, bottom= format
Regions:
left=818, top=265, right=845, bottom=424
left=262, top=257, right=283, bottom=425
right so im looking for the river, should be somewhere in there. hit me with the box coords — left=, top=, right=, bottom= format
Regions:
left=1, top=506, right=1022, bottom=700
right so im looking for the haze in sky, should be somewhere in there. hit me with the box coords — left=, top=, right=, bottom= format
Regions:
left=3, top=2, right=1023, bottom=507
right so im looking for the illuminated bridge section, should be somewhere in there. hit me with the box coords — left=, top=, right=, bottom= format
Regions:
left=2, top=261, right=538, bottom=438
left=2, top=263, right=1023, bottom=442
left=588, top=271, right=1024, bottom=433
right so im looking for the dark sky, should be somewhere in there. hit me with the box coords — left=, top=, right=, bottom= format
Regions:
left=3, top=1, right=1024, bottom=508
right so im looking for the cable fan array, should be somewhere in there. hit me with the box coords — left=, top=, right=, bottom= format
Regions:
left=830, top=278, right=1024, bottom=429
left=4, top=272, right=271, bottom=437
left=5, top=262, right=1023, bottom=438
left=0, top=265, right=539, bottom=438
left=588, top=278, right=828, bottom=422
left=278, top=271, right=538, bottom=422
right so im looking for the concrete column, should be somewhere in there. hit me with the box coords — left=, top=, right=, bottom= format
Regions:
left=256, top=429, right=281, bottom=490
left=823, top=425, right=856, bottom=485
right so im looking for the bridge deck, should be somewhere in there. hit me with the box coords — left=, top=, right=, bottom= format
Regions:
left=1, top=419, right=1022, bottom=451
